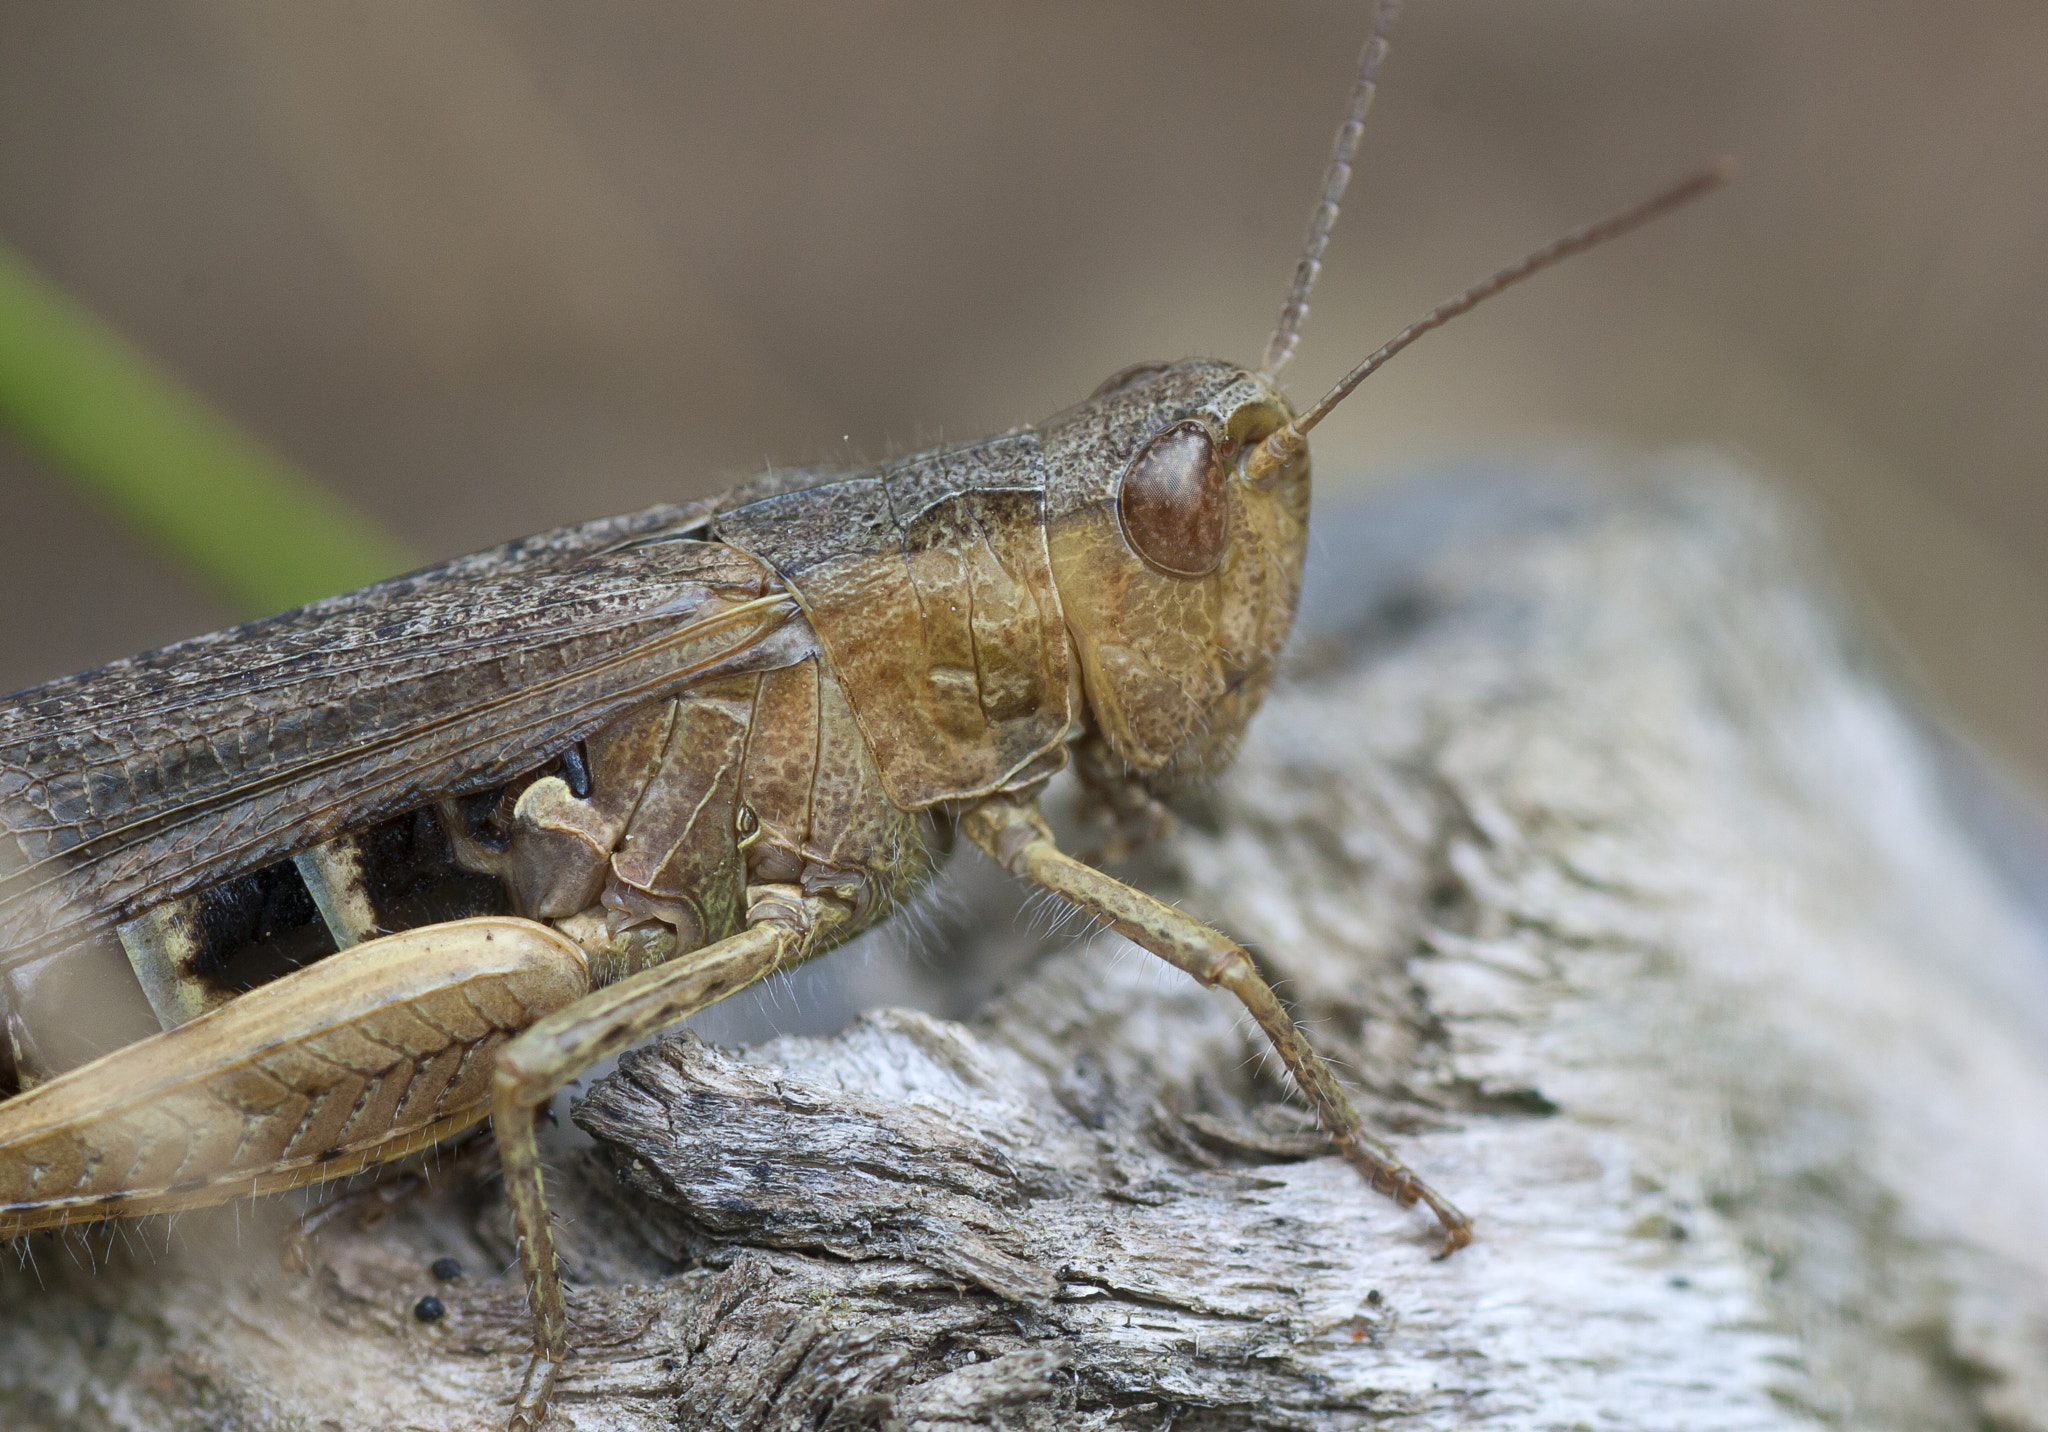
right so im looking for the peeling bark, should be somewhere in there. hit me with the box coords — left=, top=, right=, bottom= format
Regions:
left=4, top=459, right=2046, bottom=1431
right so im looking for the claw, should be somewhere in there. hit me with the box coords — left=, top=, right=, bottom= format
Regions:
left=1333, top=1133, right=1472, bottom=1258
left=1430, top=1211, right=1475, bottom=1259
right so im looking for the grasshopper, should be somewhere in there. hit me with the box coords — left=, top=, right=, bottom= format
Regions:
left=0, top=4, right=1726, bottom=1425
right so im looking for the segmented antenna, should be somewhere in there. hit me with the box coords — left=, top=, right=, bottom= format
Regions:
left=1244, top=158, right=1737, bottom=485
left=1259, top=0, right=1400, bottom=380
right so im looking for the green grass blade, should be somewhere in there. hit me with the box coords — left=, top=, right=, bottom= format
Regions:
left=0, top=243, right=416, bottom=617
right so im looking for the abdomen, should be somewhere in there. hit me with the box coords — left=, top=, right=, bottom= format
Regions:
left=2, top=635, right=937, bottom=1097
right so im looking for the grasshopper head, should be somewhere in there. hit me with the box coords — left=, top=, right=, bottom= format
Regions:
left=1039, top=358, right=1308, bottom=785
left=1029, top=18, right=1725, bottom=795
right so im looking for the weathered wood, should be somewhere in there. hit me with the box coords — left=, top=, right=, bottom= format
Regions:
left=4, top=458, right=2046, bottom=1431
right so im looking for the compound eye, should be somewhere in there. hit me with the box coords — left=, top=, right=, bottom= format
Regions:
left=1117, top=420, right=1228, bottom=578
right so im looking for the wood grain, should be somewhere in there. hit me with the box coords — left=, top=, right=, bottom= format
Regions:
left=1, top=462, right=2044, bottom=1431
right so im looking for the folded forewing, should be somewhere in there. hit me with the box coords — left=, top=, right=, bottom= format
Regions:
left=0, top=507, right=809, bottom=963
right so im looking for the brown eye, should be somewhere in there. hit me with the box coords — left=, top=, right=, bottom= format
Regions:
left=1117, top=420, right=1228, bottom=578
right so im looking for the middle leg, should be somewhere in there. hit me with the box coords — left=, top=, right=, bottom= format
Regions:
left=961, top=794, right=1471, bottom=1256
left=490, top=884, right=841, bottom=1431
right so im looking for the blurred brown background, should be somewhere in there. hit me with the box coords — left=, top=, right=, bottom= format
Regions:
left=1, top=2, right=2044, bottom=795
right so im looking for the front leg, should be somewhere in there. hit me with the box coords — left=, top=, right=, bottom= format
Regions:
left=490, top=886, right=838, bottom=1431
left=961, top=793, right=1472, bottom=1257
left=1071, top=728, right=1175, bottom=864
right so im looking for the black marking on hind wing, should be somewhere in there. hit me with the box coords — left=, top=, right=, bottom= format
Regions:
left=357, top=807, right=514, bottom=932
left=190, top=861, right=339, bottom=995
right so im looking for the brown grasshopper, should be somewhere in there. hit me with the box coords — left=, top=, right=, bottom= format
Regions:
left=0, top=4, right=1727, bottom=1425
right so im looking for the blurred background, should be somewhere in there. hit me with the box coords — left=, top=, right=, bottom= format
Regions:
left=1, top=0, right=2044, bottom=798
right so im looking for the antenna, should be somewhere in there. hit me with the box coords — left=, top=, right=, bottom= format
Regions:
left=1243, top=158, right=1736, bottom=486
left=1259, top=0, right=1400, bottom=380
